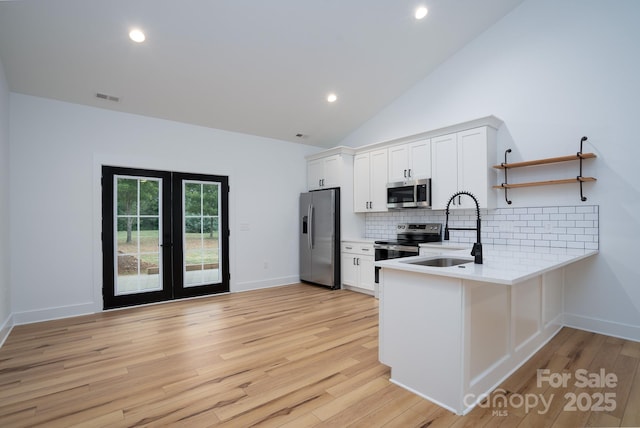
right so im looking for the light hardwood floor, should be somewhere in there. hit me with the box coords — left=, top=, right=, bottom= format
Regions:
left=0, top=284, right=639, bottom=427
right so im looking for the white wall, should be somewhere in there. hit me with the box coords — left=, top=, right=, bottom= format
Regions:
left=0, top=54, right=11, bottom=342
left=9, top=94, right=318, bottom=323
left=341, top=0, right=640, bottom=340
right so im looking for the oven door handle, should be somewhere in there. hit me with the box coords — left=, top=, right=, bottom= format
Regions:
left=374, top=244, right=420, bottom=253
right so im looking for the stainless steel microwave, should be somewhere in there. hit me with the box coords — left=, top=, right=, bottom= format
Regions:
left=386, top=178, right=431, bottom=209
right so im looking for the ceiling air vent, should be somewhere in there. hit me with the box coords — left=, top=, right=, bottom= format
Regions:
left=96, top=92, right=120, bottom=103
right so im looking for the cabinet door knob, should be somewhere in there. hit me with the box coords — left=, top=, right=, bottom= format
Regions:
left=404, top=169, right=407, bottom=178
left=408, top=168, right=412, bottom=177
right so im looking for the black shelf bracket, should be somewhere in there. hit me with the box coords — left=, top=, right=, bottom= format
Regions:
left=500, top=149, right=512, bottom=204
left=578, top=136, right=588, bottom=201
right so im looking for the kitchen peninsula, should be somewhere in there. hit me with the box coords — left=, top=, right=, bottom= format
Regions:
left=376, top=244, right=598, bottom=415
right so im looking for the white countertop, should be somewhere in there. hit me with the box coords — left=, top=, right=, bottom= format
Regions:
left=375, top=244, right=598, bottom=285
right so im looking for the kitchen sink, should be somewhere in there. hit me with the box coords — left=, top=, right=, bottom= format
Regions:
left=403, top=257, right=473, bottom=267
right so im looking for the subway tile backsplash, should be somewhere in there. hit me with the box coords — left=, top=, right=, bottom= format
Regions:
left=365, top=205, right=599, bottom=250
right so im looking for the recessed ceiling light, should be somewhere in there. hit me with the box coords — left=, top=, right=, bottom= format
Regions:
left=129, top=29, right=146, bottom=43
left=415, top=6, right=428, bottom=20
left=327, top=93, right=338, bottom=103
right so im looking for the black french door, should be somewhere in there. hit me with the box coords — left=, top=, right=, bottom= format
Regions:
left=102, top=166, right=229, bottom=309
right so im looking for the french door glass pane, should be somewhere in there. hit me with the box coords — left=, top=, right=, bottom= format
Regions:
left=114, top=176, right=162, bottom=295
left=183, top=180, right=220, bottom=287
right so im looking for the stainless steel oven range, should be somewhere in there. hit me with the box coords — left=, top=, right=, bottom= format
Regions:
left=373, top=223, right=442, bottom=283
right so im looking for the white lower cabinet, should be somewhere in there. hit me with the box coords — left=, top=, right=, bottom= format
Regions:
left=341, top=242, right=375, bottom=294
left=379, top=267, right=565, bottom=415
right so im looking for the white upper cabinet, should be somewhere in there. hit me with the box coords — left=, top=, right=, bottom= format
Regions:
left=306, top=117, right=501, bottom=218
left=458, top=128, right=491, bottom=209
left=431, top=126, right=496, bottom=210
left=307, top=154, right=343, bottom=190
left=353, top=154, right=370, bottom=211
left=408, top=140, right=431, bottom=179
left=354, top=149, right=388, bottom=212
left=388, top=139, right=431, bottom=183
left=431, top=133, right=458, bottom=209
left=387, top=145, right=409, bottom=183
left=307, top=158, right=324, bottom=190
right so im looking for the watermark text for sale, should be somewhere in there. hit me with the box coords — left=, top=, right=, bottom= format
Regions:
left=464, top=368, right=618, bottom=416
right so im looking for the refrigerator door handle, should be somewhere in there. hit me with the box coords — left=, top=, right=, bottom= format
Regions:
left=308, top=204, right=314, bottom=249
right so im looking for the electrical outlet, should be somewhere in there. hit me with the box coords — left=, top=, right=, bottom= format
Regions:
left=263, top=261, right=269, bottom=269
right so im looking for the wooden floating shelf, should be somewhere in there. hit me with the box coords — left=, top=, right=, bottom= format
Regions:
left=493, top=177, right=597, bottom=189
left=493, top=153, right=596, bottom=169
left=495, top=137, right=597, bottom=203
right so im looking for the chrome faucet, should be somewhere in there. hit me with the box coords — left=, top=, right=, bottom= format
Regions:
left=444, top=191, right=483, bottom=264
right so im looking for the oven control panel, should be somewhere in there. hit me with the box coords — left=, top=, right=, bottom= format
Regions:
left=396, top=223, right=442, bottom=235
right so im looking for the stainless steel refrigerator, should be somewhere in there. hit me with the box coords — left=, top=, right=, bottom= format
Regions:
left=299, top=188, right=340, bottom=289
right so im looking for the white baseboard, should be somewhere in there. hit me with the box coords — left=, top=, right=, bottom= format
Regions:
left=7, top=277, right=301, bottom=327
left=0, top=313, right=14, bottom=347
left=12, top=302, right=96, bottom=326
left=342, top=285, right=375, bottom=296
left=232, top=275, right=299, bottom=293
left=564, top=313, right=640, bottom=342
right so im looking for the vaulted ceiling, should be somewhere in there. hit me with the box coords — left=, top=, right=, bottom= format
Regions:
left=0, top=0, right=524, bottom=147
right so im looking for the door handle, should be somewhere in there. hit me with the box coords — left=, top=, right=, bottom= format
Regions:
left=308, top=204, right=313, bottom=249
